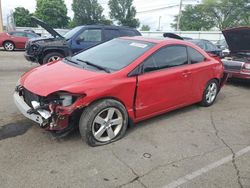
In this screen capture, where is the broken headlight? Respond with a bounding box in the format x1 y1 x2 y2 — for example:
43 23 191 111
45 92 80 107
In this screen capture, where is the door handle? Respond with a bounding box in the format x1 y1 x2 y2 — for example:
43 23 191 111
182 71 192 77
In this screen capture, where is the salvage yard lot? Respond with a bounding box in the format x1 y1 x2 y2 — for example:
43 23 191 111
0 50 250 188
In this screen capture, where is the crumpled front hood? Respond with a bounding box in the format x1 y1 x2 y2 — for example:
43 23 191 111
222 27 250 53
21 60 107 96
28 37 67 47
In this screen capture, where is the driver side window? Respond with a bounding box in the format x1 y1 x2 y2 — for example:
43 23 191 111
77 29 102 42
143 45 188 73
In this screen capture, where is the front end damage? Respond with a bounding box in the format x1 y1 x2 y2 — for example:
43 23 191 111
14 85 85 134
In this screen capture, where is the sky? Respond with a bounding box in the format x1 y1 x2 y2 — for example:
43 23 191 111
2 0 201 31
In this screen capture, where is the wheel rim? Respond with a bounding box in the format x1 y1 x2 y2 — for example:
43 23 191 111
5 42 14 51
48 56 60 62
206 82 217 104
92 107 123 142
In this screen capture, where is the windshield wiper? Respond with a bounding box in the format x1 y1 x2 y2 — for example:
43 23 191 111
64 57 80 65
76 59 110 73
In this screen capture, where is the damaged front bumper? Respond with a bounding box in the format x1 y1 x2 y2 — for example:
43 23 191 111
14 92 45 125
13 90 71 131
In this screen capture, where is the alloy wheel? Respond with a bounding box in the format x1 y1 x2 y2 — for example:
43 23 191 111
206 82 217 104
4 42 14 51
92 107 123 142
48 56 60 62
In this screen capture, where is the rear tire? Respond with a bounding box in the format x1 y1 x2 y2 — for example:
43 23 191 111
79 99 128 146
42 52 64 64
200 79 219 107
3 41 15 51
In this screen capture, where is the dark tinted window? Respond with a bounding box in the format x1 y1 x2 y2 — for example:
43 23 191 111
72 39 154 71
120 29 137 37
205 41 217 51
143 45 188 73
103 29 120 41
189 40 205 50
26 33 38 38
188 47 205 64
11 32 26 37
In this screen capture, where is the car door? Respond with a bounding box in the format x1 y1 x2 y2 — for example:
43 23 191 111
10 32 27 49
71 28 102 54
135 45 193 119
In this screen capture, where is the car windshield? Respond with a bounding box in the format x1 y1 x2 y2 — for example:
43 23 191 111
64 26 83 40
70 38 155 72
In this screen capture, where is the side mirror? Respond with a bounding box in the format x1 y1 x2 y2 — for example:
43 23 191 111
76 37 84 44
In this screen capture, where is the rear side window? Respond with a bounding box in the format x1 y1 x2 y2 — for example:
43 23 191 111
120 29 137 37
103 29 120 41
77 29 102 42
143 45 188 73
11 32 26 37
188 47 205 64
26 33 37 38
205 41 217 51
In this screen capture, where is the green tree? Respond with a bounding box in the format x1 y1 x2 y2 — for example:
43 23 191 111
108 0 140 28
141 25 150 31
72 0 111 26
202 0 249 29
35 0 69 28
13 7 36 27
171 5 214 31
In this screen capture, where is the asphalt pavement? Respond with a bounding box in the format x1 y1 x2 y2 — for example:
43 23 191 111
0 50 250 188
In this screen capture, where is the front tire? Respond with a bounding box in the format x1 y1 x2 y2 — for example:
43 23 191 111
3 41 15 51
42 52 64 64
79 99 128 146
200 79 219 107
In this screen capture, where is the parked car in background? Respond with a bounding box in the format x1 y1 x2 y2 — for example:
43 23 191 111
0 31 39 51
221 27 250 80
163 33 222 57
187 39 222 57
25 17 141 65
14 36 227 146
216 39 228 50
216 39 230 56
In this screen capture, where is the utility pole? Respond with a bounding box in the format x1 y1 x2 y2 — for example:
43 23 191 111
158 16 162 31
0 0 3 32
177 0 183 31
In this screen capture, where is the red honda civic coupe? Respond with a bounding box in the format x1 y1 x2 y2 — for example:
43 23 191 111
0 31 39 51
14 37 227 146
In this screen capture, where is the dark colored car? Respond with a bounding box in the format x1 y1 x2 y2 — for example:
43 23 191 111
221 27 250 80
25 17 141 65
187 39 222 57
163 33 222 57
0 31 39 51
14 36 226 146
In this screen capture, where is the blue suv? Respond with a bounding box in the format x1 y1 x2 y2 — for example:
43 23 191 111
25 17 141 65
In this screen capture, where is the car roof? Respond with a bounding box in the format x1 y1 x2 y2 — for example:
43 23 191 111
82 25 138 30
120 36 192 45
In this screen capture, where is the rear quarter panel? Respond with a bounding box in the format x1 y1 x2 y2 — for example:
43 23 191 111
192 57 224 102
